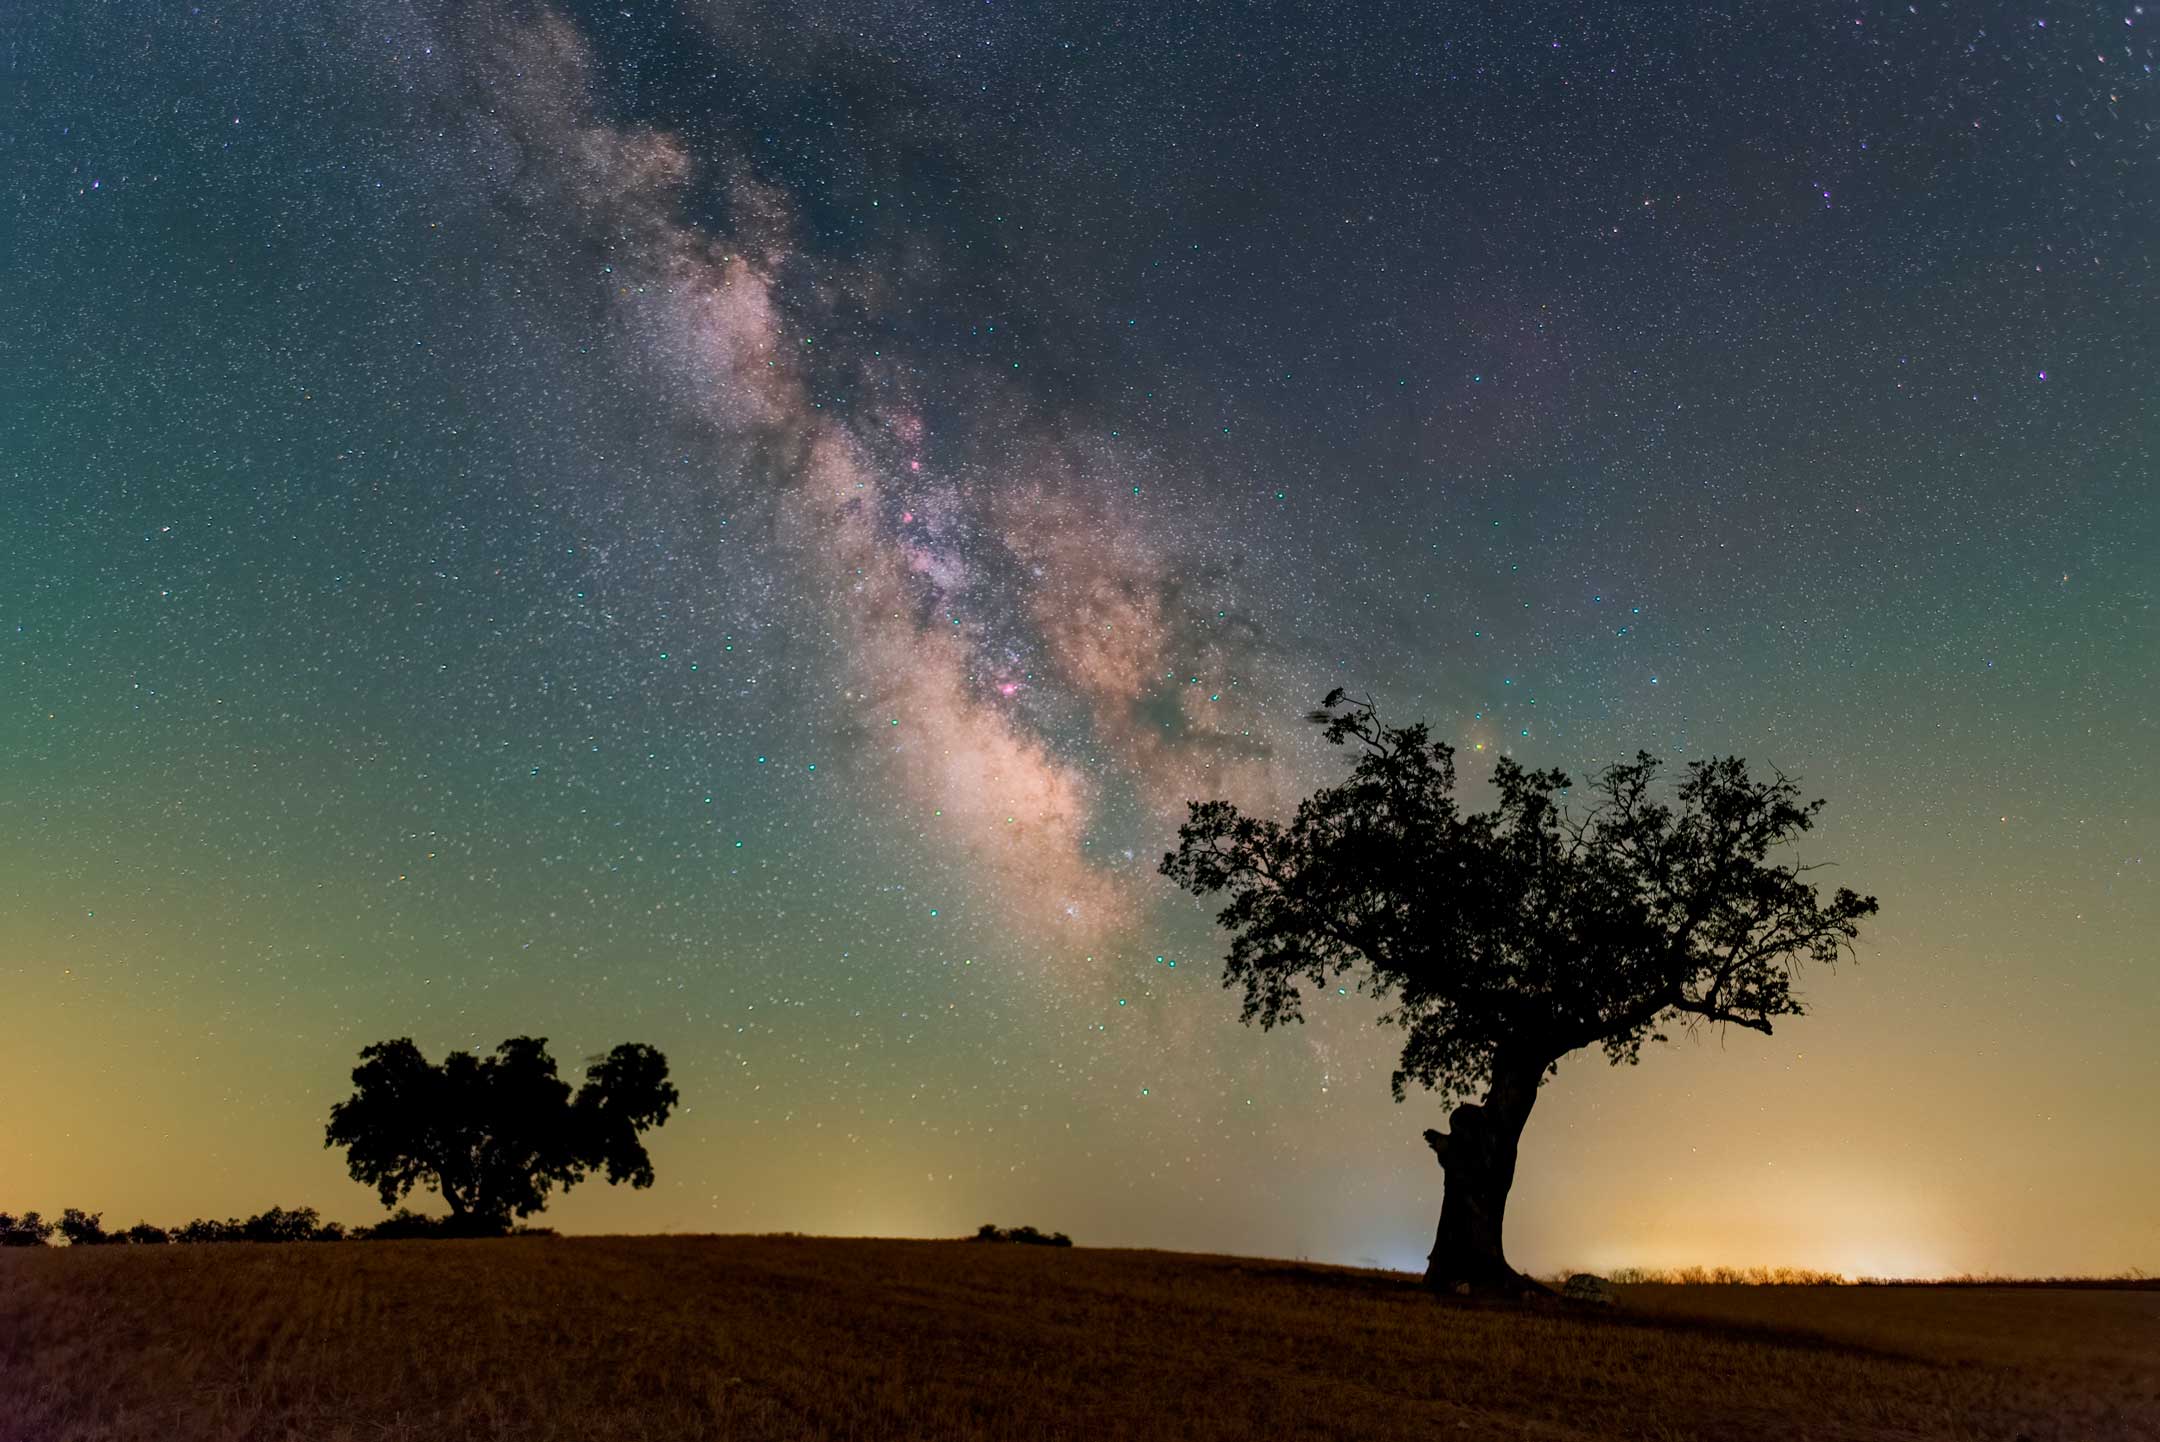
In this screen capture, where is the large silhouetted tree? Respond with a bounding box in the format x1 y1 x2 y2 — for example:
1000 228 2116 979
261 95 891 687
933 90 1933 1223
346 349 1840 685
1163 692 1878 1294
325 1036 678 1232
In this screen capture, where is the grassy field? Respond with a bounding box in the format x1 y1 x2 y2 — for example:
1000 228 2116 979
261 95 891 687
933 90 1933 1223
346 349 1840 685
3 1236 2153 1441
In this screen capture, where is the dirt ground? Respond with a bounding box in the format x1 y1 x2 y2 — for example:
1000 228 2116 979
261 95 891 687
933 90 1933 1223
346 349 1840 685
4 1235 2153 1440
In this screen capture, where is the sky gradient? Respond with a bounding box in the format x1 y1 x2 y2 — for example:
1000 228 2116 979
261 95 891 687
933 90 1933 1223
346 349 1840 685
3 0 2154 1276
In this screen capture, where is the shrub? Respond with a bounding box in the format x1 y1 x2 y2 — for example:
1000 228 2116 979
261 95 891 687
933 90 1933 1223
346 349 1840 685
968 1223 1073 1247
123 1222 171 1245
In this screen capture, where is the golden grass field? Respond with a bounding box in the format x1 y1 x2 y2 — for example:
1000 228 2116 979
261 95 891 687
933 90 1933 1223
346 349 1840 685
3 1236 2154 1441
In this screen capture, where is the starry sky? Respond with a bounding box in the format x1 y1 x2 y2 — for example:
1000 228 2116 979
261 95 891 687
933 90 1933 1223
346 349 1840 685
3 1 2154 1276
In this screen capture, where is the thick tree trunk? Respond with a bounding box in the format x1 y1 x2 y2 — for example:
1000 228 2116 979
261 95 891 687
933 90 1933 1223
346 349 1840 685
1422 1052 1547 1295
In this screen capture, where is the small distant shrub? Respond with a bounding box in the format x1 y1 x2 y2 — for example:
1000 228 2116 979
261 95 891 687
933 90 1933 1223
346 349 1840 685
0 1212 55 1247
123 1222 171 1245
969 1223 1073 1247
174 1217 244 1244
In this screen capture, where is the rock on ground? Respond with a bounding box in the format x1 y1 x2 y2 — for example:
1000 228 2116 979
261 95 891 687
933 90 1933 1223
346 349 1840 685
1562 1273 1618 1306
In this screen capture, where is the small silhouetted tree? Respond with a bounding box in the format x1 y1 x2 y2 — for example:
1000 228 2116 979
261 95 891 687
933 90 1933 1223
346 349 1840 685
0 1212 54 1247
58 1209 113 1247
1163 692 1878 1294
325 1036 678 1231
123 1222 171 1245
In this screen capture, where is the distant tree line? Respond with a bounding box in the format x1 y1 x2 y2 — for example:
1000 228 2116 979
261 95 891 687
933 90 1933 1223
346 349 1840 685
9 1010 1098 1256
3 1209 1083 1250
0 1205 560 1247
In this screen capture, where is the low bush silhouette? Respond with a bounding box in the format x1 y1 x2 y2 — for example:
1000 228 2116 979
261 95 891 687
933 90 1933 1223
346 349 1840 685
969 1223 1073 1247
122 1222 171 1245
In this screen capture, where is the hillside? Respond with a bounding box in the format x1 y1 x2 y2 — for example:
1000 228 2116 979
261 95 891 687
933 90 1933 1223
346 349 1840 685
3 1236 2153 1441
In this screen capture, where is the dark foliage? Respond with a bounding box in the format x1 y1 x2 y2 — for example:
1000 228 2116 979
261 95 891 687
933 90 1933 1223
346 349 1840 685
164 1208 351 1244
1165 692 1880 1101
173 1217 243 1244
0 1212 55 1247
970 1223 1073 1247
324 1035 678 1229
1163 691 1878 1289
239 1206 326 1244
358 1208 513 1241
58 1209 112 1246
4 1204 552 1246
0 1207 352 1246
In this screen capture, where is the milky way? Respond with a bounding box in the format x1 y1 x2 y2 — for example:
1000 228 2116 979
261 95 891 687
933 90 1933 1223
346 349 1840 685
408 4 1302 946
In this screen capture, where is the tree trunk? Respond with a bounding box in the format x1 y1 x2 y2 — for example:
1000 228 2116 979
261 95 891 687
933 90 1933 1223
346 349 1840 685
1422 1052 1547 1295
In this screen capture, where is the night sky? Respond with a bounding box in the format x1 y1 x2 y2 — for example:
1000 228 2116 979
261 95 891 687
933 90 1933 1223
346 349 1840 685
4 1 2154 1276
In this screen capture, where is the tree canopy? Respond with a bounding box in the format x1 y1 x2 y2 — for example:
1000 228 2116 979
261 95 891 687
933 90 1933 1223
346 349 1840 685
1163 691 1878 1290
324 1036 678 1230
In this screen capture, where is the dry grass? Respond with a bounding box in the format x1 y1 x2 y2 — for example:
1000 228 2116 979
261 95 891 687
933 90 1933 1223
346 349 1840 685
3 1236 2154 1441
1599 1265 1858 1286
1597 1264 2156 1288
